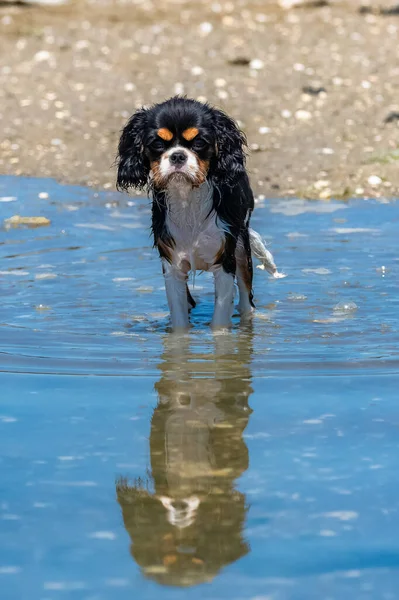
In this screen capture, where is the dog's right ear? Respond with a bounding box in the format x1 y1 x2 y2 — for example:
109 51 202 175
116 108 150 191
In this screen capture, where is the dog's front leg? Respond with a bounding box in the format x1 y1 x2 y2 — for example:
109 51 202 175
162 260 190 331
211 266 235 330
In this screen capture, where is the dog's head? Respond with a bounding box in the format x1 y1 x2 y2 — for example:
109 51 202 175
116 96 247 192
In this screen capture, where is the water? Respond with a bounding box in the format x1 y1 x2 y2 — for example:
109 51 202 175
0 175 398 599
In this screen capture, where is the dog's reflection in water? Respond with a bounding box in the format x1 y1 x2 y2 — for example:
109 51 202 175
116 331 253 587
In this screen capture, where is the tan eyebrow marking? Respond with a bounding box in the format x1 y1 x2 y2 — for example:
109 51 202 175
182 127 199 141
157 128 173 141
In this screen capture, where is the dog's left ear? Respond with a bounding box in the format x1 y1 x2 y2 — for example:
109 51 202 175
210 108 247 188
116 108 149 191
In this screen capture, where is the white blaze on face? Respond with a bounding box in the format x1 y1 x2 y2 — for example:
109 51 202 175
159 495 200 529
159 146 200 182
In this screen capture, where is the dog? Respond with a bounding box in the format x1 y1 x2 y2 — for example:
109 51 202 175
116 332 253 586
116 96 283 330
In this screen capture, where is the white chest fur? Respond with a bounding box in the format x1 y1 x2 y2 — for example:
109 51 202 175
165 180 225 273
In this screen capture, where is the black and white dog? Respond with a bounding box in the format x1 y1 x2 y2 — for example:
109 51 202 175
117 96 282 330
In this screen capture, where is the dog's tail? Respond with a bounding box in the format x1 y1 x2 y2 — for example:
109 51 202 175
249 228 286 279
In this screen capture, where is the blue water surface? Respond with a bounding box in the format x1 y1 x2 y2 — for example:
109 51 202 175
0 176 398 600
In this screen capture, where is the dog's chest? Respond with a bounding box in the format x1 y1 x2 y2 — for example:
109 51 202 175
165 182 224 271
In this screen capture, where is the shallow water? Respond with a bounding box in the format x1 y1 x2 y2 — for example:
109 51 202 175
1 176 398 599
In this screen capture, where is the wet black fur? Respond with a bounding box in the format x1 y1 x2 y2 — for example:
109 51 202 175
116 97 255 303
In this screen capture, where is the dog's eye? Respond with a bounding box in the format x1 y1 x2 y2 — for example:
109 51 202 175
149 140 165 152
192 138 208 151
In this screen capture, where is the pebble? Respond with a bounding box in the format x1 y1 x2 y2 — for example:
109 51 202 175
191 66 204 76
4 215 51 228
174 82 184 95
281 109 292 119
250 143 266 152
314 180 330 190
368 175 382 186
38 192 49 199
227 56 251 66
199 22 213 36
249 59 264 70
319 188 332 199
214 78 226 87
258 126 271 134
295 109 312 121
34 51 53 63
14 0 68 4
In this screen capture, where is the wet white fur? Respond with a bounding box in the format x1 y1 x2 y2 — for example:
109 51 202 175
159 495 200 529
162 178 236 330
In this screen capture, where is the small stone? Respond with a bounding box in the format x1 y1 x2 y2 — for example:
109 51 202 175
34 51 52 62
16 0 68 4
384 111 399 124
199 22 213 36
214 78 226 87
368 175 382 186
227 56 251 66
191 66 204 76
174 82 184 95
302 85 327 96
321 147 334 155
4 215 51 228
319 188 332 199
295 109 312 121
249 59 264 70
38 192 49 199
258 126 270 134
249 143 265 152
281 109 292 118
314 179 330 190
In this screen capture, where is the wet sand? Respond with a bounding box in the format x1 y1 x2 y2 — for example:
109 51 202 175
1 0 399 199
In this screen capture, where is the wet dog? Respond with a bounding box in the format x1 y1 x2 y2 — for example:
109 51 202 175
116 96 282 330
116 333 253 586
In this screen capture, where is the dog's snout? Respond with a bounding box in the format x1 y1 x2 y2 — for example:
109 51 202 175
170 150 187 166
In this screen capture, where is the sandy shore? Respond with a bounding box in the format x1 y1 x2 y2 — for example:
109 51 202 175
1 0 399 199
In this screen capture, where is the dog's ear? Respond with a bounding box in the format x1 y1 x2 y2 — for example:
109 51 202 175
116 108 150 191
210 108 247 188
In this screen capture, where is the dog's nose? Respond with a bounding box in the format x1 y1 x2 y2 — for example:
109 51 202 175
169 151 187 166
